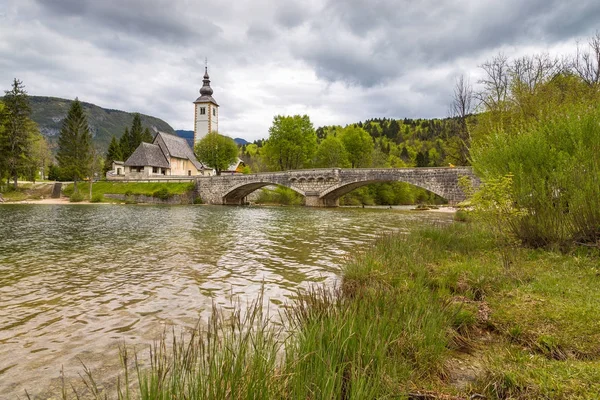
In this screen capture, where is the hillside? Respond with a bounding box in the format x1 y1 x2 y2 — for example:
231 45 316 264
28 96 175 153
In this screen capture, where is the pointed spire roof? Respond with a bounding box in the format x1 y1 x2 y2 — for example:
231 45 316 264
194 65 218 105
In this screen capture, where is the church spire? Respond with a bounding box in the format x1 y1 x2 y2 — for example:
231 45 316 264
200 65 213 96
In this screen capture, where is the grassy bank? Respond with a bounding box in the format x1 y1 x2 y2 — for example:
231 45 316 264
56 222 599 399
63 181 196 202
0 182 55 201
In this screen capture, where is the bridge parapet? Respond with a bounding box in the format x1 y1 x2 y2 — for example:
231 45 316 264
196 167 479 207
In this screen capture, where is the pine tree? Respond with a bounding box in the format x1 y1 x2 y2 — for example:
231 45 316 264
130 113 144 150
56 98 92 192
141 127 154 143
2 79 35 188
104 135 122 174
119 127 131 160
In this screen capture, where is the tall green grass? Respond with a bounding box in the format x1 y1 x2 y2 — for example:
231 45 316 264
54 222 600 399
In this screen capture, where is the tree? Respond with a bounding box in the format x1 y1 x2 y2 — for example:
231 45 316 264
573 31 600 86
262 115 317 171
142 127 154 143
339 125 373 168
104 135 122 175
1 79 36 188
56 98 92 192
119 127 132 160
448 74 473 165
130 113 144 150
29 134 52 181
194 132 238 175
314 135 350 168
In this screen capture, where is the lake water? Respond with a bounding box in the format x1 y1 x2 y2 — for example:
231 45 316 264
0 204 452 398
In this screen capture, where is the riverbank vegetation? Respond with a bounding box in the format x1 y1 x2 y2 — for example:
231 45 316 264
56 222 599 399
62 181 195 202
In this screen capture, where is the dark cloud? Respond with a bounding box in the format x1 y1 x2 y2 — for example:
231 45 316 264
2 0 599 140
34 0 222 45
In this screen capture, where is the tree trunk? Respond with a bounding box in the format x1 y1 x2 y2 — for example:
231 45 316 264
74 179 78 194
89 179 93 199
13 173 18 190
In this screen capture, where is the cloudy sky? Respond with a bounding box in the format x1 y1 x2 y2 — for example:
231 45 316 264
1 0 599 141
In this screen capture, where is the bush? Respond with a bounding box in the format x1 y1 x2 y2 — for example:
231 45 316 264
70 191 84 202
193 196 203 204
471 105 600 248
152 187 171 200
90 193 104 203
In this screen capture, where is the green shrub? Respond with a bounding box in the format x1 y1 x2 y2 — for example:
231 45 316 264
90 193 104 203
193 196 203 204
69 191 84 202
152 187 171 200
454 209 471 222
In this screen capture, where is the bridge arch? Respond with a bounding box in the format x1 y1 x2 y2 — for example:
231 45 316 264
319 178 448 204
222 181 305 205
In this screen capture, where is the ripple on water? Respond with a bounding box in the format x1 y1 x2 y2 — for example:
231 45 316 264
0 204 452 397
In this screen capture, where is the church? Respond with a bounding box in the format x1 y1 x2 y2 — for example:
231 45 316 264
108 67 224 178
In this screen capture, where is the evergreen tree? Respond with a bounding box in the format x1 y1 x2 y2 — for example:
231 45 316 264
130 113 144 150
119 127 131 160
104 135 122 174
142 127 154 143
1 79 36 188
56 98 92 192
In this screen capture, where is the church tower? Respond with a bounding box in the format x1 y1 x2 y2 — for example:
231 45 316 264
193 66 219 144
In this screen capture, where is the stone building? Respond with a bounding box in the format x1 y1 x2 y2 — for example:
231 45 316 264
108 67 222 179
119 131 211 178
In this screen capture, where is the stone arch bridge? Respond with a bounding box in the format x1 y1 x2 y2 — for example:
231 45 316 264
196 167 479 207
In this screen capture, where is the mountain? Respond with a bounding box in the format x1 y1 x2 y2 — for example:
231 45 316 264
234 138 248 145
28 96 175 153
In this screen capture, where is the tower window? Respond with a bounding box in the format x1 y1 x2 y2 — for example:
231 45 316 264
199 107 206 115
213 108 216 116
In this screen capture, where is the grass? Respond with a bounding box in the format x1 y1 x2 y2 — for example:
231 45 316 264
63 181 196 202
254 186 303 206
0 182 54 201
49 222 600 399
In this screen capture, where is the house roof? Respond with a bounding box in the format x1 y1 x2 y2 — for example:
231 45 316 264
154 131 203 170
124 142 170 168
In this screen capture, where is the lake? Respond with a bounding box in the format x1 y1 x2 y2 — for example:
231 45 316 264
0 204 452 397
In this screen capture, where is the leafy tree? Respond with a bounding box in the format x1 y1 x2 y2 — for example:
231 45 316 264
339 125 373 168
104 135 122 174
29 134 52 181
56 98 92 192
194 132 238 175
314 135 350 168
1 79 37 188
263 115 317 171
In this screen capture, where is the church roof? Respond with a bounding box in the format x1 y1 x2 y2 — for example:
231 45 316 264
154 131 204 170
194 66 219 105
124 142 170 168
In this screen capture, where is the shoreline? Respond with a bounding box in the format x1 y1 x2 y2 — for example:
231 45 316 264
1 198 458 212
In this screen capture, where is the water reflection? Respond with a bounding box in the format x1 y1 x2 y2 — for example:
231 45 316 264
0 204 451 397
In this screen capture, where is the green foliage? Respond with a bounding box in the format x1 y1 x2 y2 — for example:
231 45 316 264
103 135 122 174
194 132 238 175
472 104 600 248
339 125 373 168
340 182 445 206
63 181 194 198
314 134 350 168
119 127 132 160
255 186 303 205
1 79 39 188
90 193 104 203
69 191 84 202
56 98 92 190
152 187 171 200
263 115 317 170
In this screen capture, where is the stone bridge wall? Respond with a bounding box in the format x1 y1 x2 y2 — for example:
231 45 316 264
196 167 479 207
